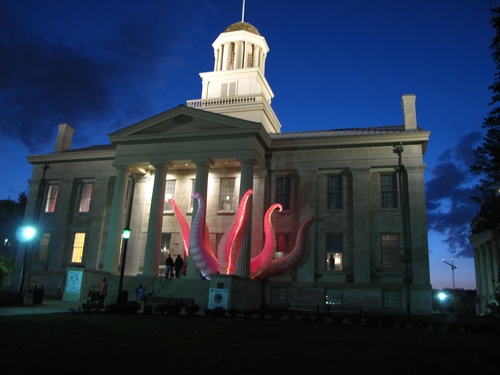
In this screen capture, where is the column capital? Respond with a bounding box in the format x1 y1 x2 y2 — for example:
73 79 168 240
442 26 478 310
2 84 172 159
192 158 214 167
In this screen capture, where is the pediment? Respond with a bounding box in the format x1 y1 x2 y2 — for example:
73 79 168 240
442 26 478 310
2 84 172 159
108 105 263 143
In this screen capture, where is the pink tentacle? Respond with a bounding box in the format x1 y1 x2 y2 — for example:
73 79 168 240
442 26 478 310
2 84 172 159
189 192 219 279
169 198 190 258
250 204 282 278
253 217 314 280
217 189 253 274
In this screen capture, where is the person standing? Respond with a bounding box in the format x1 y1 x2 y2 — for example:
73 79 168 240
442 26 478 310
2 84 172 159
98 277 108 308
329 254 335 271
174 255 184 278
165 254 174 282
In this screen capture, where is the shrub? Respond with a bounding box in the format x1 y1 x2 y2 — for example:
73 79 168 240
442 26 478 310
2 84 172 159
301 315 312 323
447 322 461 332
349 316 362 326
412 319 428 330
431 321 443 331
331 315 344 325
272 312 283 320
227 307 240 317
166 305 182 316
256 309 269 318
287 313 297 322
243 310 254 318
185 304 200 316
204 308 212 317
380 316 395 328
314 315 325 324
365 317 379 328
212 307 226 317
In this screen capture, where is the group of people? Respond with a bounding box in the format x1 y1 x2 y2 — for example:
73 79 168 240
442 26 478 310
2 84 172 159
95 254 186 307
165 254 184 282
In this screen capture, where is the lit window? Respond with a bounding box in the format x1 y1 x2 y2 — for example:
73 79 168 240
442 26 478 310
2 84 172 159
275 233 289 259
381 173 398 208
276 177 291 210
219 178 235 211
78 183 93 212
163 180 176 212
382 234 400 271
325 289 343 305
71 233 86 263
161 233 172 253
326 234 343 271
44 185 59 213
327 175 343 209
37 233 50 262
383 290 401 309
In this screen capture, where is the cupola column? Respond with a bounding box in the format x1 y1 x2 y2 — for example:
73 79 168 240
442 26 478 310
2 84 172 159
223 42 231 71
103 164 130 273
143 163 169 276
235 41 243 70
243 41 249 68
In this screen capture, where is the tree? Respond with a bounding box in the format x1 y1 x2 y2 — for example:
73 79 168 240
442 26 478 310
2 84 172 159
0 192 27 286
471 5 500 233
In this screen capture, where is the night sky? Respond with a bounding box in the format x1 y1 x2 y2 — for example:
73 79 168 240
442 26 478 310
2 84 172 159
0 1 494 290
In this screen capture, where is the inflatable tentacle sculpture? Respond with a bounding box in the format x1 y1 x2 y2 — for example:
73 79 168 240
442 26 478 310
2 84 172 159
189 192 219 279
250 203 282 278
217 189 253 274
253 216 314 280
169 198 190 258
170 190 314 280
169 198 211 259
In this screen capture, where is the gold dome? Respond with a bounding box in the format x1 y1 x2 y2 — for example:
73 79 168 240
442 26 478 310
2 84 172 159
224 22 260 35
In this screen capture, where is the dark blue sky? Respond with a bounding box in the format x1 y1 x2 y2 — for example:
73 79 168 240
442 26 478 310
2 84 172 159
0 0 494 289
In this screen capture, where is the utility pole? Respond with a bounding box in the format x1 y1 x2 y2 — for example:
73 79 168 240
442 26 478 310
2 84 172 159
442 258 458 289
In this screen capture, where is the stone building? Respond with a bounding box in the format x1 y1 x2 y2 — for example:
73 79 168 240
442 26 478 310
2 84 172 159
469 224 500 315
13 19 432 314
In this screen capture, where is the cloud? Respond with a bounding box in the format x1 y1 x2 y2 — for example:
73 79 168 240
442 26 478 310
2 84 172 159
426 131 482 258
0 2 215 153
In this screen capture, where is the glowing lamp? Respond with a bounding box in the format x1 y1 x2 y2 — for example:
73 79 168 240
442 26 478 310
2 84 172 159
122 227 132 240
437 292 447 301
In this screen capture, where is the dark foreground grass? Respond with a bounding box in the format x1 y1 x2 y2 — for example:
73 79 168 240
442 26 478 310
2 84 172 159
0 313 498 374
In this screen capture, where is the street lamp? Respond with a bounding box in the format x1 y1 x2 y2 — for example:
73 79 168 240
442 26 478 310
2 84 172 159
16 226 36 304
117 227 131 305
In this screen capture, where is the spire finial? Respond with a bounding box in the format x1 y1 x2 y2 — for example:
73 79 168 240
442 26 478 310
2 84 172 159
241 0 246 22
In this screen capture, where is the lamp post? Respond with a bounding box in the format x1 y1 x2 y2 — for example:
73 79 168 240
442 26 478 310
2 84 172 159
117 227 131 305
15 226 36 304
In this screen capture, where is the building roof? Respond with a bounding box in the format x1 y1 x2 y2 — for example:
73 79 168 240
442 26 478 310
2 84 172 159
224 21 260 35
269 126 419 140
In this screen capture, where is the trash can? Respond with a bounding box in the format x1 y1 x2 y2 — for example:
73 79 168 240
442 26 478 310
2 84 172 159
32 285 44 305
117 290 128 305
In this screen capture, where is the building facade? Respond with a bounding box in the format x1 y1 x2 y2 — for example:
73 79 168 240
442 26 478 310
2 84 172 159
13 21 432 314
469 227 500 315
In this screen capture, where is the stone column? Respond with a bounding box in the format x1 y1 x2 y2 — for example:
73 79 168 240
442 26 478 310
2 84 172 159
187 160 211 278
143 163 168 276
479 245 489 297
103 165 130 273
235 159 254 278
473 246 483 314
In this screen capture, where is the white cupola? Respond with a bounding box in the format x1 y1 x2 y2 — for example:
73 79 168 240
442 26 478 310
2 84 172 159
187 21 281 134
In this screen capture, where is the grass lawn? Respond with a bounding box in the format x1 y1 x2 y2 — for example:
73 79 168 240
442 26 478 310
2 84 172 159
0 313 498 374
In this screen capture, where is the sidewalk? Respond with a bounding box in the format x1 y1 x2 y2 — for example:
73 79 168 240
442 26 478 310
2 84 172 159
0 299 83 316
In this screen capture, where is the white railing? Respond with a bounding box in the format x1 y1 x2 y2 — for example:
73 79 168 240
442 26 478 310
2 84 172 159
187 94 263 108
